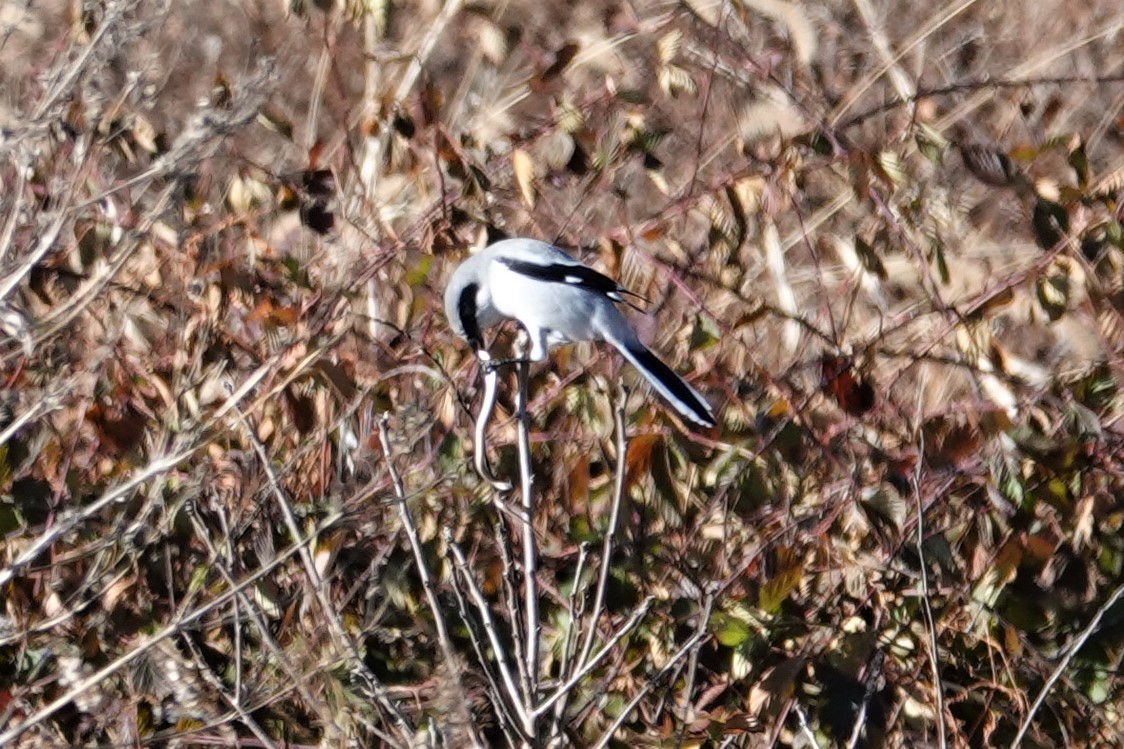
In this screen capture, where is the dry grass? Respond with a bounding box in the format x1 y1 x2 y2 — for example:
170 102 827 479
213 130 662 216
2 0 1124 747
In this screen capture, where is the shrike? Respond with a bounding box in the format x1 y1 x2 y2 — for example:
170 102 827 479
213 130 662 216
444 238 716 427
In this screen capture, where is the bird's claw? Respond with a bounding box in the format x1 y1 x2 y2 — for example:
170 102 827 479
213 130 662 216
480 356 529 373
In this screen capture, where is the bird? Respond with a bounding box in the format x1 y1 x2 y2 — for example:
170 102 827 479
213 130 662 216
444 237 715 427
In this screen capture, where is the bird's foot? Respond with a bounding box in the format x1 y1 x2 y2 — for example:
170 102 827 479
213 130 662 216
481 356 531 373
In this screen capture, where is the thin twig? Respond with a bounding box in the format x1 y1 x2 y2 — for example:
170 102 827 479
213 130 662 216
181 512 339 731
533 597 655 720
550 542 590 738
213 502 245 704
233 403 411 740
845 650 886 749
675 586 718 749
589 597 705 748
178 632 280 749
1009 579 1124 749
378 414 482 747
577 385 631 670
794 704 823 749
446 541 524 749
495 514 531 706
0 531 346 746
392 0 465 105
445 530 532 731
913 378 948 749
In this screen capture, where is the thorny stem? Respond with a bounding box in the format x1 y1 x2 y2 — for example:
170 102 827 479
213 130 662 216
514 343 540 743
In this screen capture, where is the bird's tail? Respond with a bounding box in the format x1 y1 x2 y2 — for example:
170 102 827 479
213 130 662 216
614 340 716 427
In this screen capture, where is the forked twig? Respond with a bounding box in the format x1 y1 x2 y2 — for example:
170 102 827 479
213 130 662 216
445 541 524 747
576 385 630 671
378 414 481 748
445 530 531 732
0 533 360 747
533 597 655 720
590 593 710 749
234 404 413 741
550 542 590 737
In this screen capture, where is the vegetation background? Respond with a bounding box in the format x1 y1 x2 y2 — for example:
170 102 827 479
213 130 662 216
2 0 1124 746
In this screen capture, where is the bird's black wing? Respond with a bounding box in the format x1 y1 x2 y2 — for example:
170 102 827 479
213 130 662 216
496 257 647 306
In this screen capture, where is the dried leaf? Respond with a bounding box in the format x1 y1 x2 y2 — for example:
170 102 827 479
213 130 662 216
875 149 905 186
960 143 1023 187
539 41 580 83
657 29 682 65
821 353 875 416
747 657 805 718
759 546 802 613
1035 276 1068 321
625 433 663 490
922 413 980 468
512 148 537 208
916 123 948 163
1068 138 1090 187
658 64 697 98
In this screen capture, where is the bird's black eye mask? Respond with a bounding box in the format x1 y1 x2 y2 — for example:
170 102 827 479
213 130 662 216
457 282 484 349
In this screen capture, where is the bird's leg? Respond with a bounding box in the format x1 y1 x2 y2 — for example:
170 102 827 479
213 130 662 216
480 355 531 373
512 331 532 422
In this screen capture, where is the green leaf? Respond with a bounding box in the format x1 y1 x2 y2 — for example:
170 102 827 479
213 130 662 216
1085 665 1113 704
689 314 720 351
916 123 948 164
1068 139 1090 187
0 497 23 534
711 612 752 647
404 254 432 287
934 239 950 284
759 566 801 614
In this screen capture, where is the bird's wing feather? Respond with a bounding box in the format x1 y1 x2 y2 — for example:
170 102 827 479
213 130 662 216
494 256 647 307
494 256 619 294
615 343 715 427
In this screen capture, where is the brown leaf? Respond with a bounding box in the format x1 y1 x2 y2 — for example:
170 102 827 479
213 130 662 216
624 433 663 490
747 657 806 719
308 140 326 169
722 711 764 734
820 353 875 416
86 400 146 456
960 143 1023 187
539 42 580 83
285 388 316 435
566 451 591 511
922 413 981 468
759 545 802 613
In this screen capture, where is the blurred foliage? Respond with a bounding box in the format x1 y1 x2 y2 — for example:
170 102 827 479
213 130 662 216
1 0 1124 747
